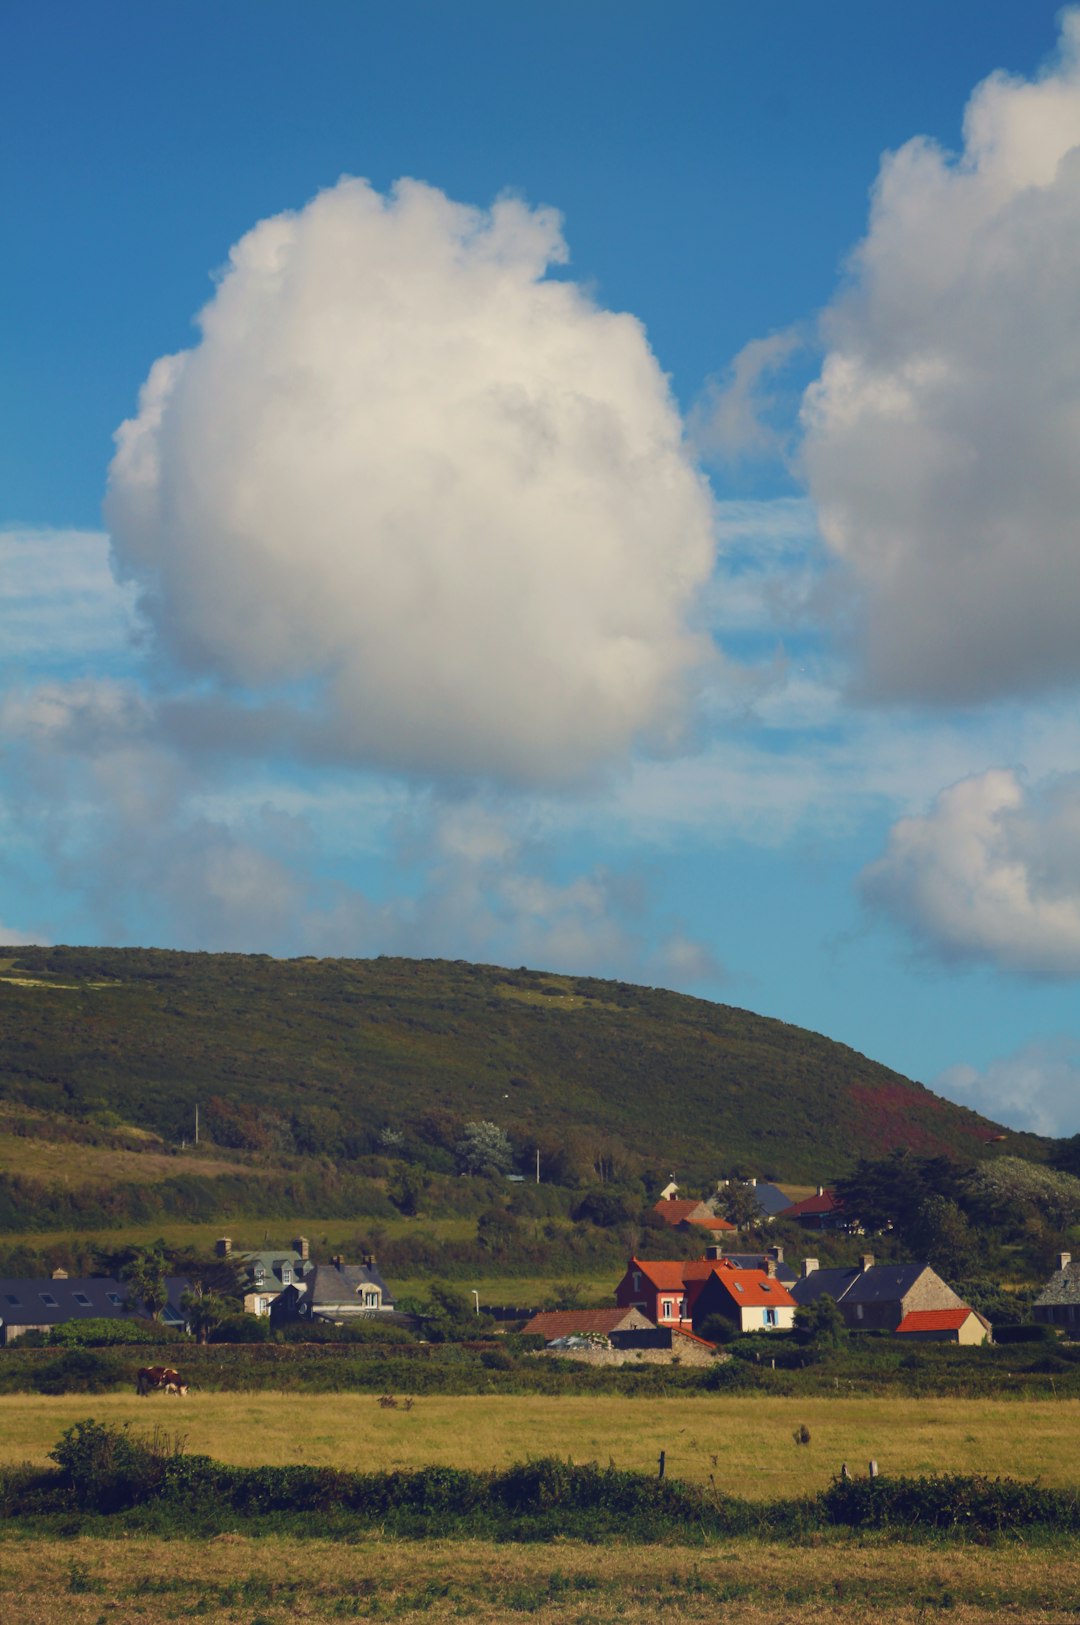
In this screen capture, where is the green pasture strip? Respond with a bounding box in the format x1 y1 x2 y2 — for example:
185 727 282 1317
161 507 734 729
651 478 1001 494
3 1394 1079 1499
2 1536 1079 1625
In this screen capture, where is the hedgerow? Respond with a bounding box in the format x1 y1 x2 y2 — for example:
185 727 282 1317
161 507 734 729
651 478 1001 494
6 1419 1078 1541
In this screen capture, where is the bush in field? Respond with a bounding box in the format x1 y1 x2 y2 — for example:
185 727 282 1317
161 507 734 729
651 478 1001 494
454 1121 513 1178
33 1349 115 1395
48 1419 181 1511
48 1318 176 1348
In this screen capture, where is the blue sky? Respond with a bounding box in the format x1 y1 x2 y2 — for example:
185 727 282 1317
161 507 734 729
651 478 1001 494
4 3 1080 1136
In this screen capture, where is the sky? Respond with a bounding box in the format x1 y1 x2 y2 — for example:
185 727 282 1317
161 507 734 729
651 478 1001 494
4 2 1080 1137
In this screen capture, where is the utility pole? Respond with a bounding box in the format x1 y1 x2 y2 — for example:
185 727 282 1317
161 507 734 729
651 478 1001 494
194 1102 199 1147
535 1147 540 1184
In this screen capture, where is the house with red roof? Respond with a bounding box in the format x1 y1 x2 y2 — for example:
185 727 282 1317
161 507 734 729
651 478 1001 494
895 1307 991 1345
651 1197 735 1234
781 1186 849 1231
614 1254 796 1334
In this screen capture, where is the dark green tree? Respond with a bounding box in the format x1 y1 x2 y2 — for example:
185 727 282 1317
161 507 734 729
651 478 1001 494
122 1243 169 1321
715 1182 763 1230
793 1293 848 1347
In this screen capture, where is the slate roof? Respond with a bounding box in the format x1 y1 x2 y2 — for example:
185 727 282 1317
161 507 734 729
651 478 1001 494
720 1253 798 1286
0 1275 191 1329
239 1251 312 1293
842 1263 928 1305
789 1267 860 1307
1034 1260 1080 1306
307 1261 396 1310
752 1182 795 1217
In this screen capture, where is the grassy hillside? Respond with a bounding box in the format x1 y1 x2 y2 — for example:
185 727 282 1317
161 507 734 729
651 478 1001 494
0 946 1025 1187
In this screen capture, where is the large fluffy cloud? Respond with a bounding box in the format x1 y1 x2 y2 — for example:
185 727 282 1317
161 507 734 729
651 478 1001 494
106 178 716 786
861 768 1080 976
802 12 1080 702
934 1039 1080 1138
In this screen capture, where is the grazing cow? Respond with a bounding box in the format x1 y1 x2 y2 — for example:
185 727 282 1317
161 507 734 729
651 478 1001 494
136 1365 188 1397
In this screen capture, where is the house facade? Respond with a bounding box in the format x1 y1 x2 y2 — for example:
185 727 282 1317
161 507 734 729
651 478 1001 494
615 1253 796 1334
895 1307 991 1344
215 1236 315 1317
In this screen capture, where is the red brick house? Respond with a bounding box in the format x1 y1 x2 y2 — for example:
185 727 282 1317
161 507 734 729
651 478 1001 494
615 1254 796 1334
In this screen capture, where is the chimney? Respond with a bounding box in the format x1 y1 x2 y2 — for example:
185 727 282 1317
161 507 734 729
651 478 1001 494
216 1237 232 1259
859 1253 875 1273
361 1252 375 1269
765 1259 777 1278
802 1258 819 1277
704 1244 724 1261
51 1267 68 1279
749 1177 758 1187
768 1244 784 1264
293 1236 310 1261
1060 1252 1073 1272
331 1254 344 1271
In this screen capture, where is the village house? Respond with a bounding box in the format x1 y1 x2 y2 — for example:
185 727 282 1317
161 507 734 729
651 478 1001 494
0 1270 191 1345
790 1254 981 1335
715 1177 793 1222
614 1250 796 1335
215 1235 315 1317
650 1195 735 1235
272 1253 397 1327
1033 1252 1080 1332
895 1307 992 1345
780 1187 849 1231
521 1306 718 1366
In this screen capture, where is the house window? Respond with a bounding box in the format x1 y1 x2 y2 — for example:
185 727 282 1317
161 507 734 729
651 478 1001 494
5 1294 21 1307
733 1282 744 1292
73 1292 91 1307
281 1266 292 1286
253 1266 265 1286
855 1304 864 1320
661 1299 673 1319
364 1291 379 1307
258 1297 270 1316
106 1292 123 1306
763 1309 777 1327
678 1298 686 1318
632 1271 641 1291
39 1293 58 1307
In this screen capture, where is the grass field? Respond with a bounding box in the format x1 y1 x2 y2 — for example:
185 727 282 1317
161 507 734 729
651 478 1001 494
0 1533 1076 1622
4 1393 1076 1498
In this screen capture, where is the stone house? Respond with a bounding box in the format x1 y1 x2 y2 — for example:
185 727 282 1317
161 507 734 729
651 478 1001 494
215 1236 315 1317
1034 1252 1080 1332
790 1254 972 1333
273 1254 396 1326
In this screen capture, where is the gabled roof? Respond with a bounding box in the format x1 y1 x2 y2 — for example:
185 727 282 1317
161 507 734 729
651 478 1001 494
703 1263 796 1310
783 1190 844 1218
896 1308 982 1334
789 1267 860 1306
522 1308 652 1340
752 1182 794 1217
631 1258 691 1291
651 1200 735 1231
1034 1260 1080 1306
307 1261 396 1308
843 1263 929 1304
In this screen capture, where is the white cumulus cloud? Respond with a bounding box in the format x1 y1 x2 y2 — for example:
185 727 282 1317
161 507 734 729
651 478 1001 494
934 1038 1080 1137
860 768 1080 976
106 177 716 786
802 12 1080 702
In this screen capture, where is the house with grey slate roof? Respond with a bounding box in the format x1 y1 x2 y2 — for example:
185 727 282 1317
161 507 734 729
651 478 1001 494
215 1236 315 1317
272 1254 398 1327
790 1253 969 1333
715 1178 793 1222
0 1271 192 1344
1034 1252 1080 1332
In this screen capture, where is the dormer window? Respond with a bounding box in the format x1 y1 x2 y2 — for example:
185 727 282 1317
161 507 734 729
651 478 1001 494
281 1265 292 1286
253 1265 265 1286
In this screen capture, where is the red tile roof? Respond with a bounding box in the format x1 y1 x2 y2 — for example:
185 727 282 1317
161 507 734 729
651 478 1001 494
895 1308 978 1334
783 1189 843 1217
522 1308 647 1339
706 1263 796 1309
633 1258 691 1290
652 1200 735 1231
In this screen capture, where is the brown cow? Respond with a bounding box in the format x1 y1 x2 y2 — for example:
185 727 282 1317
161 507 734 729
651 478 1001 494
136 1365 188 1397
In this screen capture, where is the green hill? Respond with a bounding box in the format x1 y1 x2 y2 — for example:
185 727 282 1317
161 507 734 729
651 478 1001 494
0 946 1030 1192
